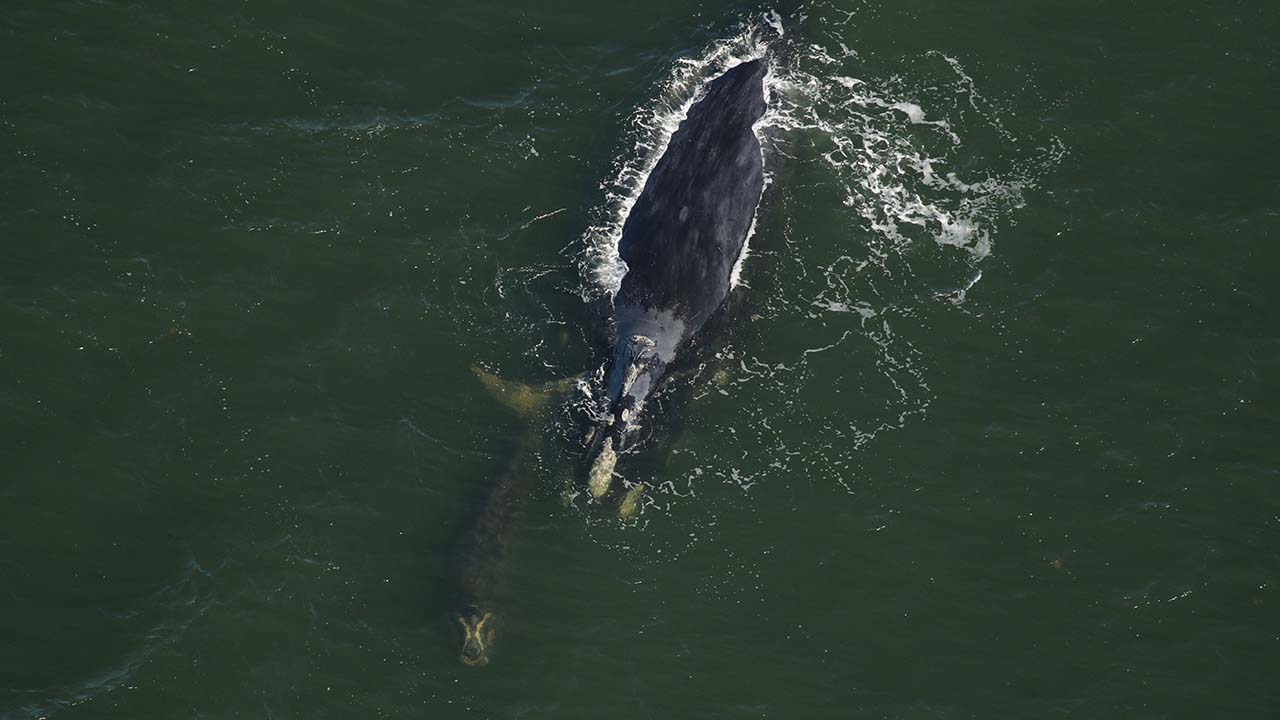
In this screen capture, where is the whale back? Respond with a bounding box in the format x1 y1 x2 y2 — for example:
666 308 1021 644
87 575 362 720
615 58 768 339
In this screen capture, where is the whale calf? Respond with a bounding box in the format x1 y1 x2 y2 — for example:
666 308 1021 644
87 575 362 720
588 56 769 497
452 371 575 666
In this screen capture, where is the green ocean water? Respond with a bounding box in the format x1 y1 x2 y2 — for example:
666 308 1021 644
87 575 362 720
2 1 1278 718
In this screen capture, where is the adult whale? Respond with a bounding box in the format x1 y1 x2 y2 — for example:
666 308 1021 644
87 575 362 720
588 56 769 498
451 55 769 668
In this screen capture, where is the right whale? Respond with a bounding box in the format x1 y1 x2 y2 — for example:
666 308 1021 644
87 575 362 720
587 56 769 499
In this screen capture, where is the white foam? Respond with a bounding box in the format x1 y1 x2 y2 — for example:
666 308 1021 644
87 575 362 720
729 58 787 289
766 35 1066 268
764 10 785 37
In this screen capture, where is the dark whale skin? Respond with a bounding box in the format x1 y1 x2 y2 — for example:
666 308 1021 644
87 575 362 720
616 57 769 329
600 57 768 448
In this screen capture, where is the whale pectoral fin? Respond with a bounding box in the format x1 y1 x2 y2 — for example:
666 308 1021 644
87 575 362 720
540 373 586 396
471 366 584 418
618 482 646 519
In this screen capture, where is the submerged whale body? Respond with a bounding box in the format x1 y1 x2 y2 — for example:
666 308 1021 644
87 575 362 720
589 57 769 497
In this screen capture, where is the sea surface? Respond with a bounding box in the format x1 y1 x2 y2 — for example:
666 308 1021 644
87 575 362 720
2 1 1278 718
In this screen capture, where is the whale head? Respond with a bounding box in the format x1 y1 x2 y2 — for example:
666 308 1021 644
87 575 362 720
588 330 672 499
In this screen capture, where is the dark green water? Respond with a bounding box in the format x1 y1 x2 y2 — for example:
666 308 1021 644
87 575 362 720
3 1 1278 717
